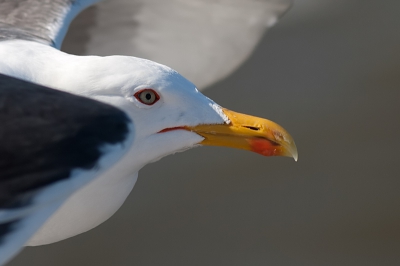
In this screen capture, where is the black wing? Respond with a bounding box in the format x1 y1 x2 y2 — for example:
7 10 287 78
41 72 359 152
0 73 132 265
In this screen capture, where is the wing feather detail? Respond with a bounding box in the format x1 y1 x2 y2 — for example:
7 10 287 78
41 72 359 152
62 0 292 89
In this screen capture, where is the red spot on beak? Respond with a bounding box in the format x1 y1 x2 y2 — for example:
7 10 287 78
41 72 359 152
248 138 281 157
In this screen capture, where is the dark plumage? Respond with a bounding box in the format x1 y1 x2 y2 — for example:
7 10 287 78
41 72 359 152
0 73 131 209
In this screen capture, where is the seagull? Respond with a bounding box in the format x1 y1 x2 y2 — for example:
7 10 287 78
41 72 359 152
0 0 296 264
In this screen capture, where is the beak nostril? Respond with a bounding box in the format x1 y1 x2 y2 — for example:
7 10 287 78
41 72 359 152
243 126 260 131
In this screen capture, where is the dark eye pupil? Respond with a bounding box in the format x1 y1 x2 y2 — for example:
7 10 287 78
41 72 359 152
135 89 159 105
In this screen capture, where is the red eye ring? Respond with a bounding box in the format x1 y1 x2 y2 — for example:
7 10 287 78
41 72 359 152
134 89 160 105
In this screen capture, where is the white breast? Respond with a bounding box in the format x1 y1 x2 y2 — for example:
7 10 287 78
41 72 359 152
26 172 138 246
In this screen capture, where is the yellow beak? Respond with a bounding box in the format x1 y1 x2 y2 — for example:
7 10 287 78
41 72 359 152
187 108 298 161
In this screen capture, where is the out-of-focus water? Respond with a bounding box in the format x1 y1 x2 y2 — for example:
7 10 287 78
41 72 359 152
9 0 400 265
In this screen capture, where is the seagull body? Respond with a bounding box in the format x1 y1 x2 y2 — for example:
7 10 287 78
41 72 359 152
0 73 134 263
0 39 219 245
0 0 295 264
0 40 223 246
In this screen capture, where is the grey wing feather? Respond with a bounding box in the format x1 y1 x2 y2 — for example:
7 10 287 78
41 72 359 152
0 0 96 47
62 0 293 89
0 0 291 89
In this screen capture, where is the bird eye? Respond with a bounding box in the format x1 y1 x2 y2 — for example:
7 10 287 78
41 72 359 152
134 89 160 105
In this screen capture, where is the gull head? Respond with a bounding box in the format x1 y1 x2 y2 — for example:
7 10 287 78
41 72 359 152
57 55 298 169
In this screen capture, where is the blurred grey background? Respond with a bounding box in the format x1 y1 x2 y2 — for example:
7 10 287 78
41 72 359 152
8 0 400 265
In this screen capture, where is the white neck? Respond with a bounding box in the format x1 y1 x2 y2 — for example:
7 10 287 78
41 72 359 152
0 40 92 94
